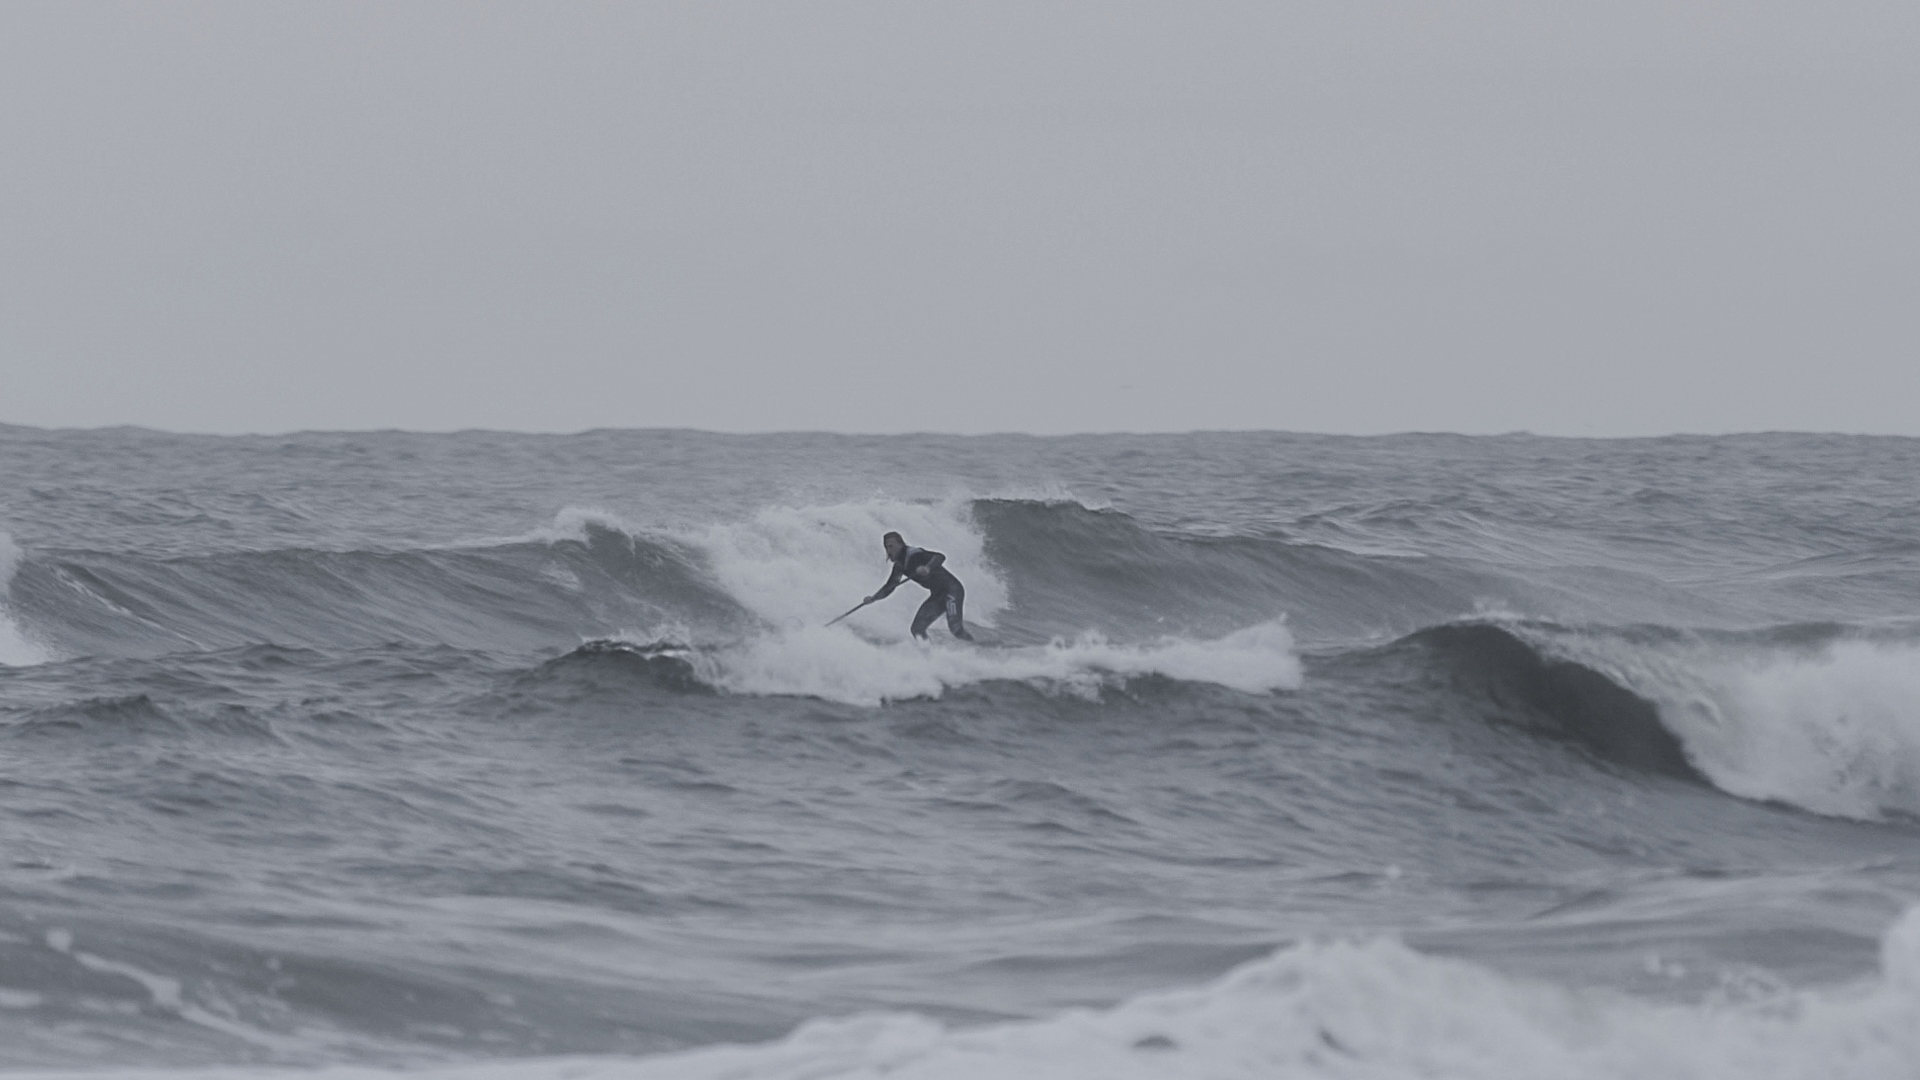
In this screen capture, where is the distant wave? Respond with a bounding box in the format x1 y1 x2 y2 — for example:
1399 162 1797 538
1 517 745 658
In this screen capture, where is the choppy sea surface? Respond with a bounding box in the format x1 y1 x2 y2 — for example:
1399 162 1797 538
1 426 1918 1079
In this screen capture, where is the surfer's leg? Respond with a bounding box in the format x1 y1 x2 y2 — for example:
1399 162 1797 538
910 593 942 639
945 583 972 640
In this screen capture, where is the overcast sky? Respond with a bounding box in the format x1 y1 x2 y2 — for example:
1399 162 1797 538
2 1 1916 436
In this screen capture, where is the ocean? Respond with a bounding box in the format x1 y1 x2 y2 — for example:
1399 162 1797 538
0 425 1916 1078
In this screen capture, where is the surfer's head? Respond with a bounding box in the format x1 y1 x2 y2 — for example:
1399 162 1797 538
882 531 905 560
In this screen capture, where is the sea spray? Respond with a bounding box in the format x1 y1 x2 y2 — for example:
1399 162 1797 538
683 498 1008 635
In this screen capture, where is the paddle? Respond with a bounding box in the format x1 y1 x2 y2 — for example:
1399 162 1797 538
825 596 878 627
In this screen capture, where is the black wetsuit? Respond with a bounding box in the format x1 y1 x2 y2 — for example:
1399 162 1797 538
873 546 973 640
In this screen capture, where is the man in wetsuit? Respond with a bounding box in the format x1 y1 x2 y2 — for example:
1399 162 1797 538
867 531 974 641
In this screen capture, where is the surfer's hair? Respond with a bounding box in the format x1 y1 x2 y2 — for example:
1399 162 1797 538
882 531 903 545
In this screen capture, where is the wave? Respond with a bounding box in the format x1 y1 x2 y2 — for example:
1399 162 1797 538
2 517 744 658
1 497 1345 659
14 490 1920 821
0 531 50 666
1399 619 1920 822
560 620 1303 707
32 907 1920 1079
1398 622 1702 782
612 907 1920 1080
971 498 1526 642
1507 621 1920 822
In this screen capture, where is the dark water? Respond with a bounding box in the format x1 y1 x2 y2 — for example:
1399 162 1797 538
1 426 1917 1077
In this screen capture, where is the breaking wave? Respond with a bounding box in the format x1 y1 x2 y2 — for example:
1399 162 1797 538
601 906 1920 1080
1511 622 1920 822
1402 619 1920 822
11 495 1920 822
0 530 50 666
26 906 1920 1080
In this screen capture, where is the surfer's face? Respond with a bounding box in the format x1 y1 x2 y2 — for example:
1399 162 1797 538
883 536 904 560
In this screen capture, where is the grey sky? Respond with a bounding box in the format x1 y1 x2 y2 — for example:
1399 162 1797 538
3 1 1916 436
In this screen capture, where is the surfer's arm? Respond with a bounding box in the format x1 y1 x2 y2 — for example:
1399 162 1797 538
870 566 905 601
911 551 946 579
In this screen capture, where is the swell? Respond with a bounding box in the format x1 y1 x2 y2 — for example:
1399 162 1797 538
13 495 1918 825
4 521 746 659
2 499 1523 660
973 499 1533 642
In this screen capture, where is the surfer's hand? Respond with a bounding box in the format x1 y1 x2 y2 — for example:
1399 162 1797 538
912 565 928 578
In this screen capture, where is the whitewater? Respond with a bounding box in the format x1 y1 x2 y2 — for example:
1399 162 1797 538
2 426 1919 1077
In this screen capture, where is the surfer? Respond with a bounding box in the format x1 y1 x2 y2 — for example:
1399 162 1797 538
866 531 974 641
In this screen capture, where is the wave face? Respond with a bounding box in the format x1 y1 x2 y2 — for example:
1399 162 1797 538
2 426 1920 1072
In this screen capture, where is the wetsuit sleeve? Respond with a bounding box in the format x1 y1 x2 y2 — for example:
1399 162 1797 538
915 551 946 578
872 564 906 600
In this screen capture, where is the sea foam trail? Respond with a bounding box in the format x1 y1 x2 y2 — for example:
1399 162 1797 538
1524 626 1920 821
0 531 50 666
663 620 1302 706
13 908 1919 1080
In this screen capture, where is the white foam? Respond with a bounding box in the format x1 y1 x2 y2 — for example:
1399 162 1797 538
676 620 1302 706
1669 640 1920 820
0 531 51 666
509 499 1009 636
1533 628 1920 820
683 497 1008 635
18 907 1920 1080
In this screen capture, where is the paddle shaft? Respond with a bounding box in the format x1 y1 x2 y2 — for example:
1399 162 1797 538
825 597 876 627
